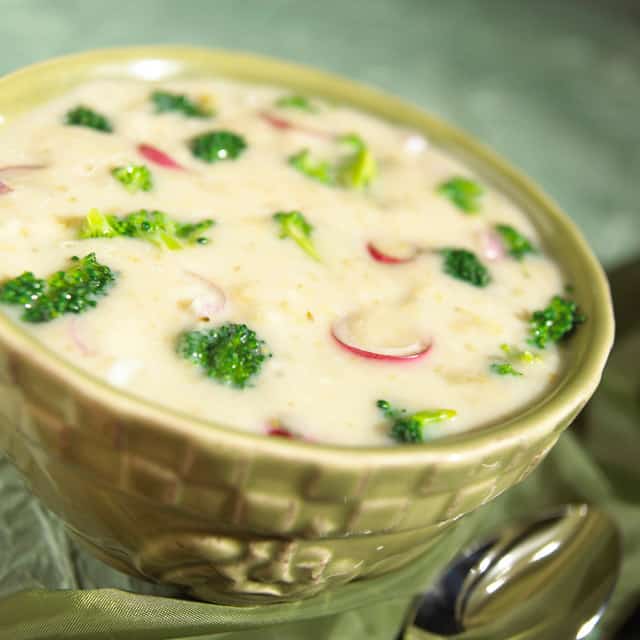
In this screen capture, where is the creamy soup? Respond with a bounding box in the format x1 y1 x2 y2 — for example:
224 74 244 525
0 79 585 446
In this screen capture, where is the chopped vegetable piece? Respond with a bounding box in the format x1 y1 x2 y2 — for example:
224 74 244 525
64 106 112 133
438 176 483 213
79 208 214 249
488 344 540 378
289 134 377 190
528 296 585 349
260 111 330 138
111 164 153 193
151 90 214 118
441 248 491 287
288 149 333 185
500 343 541 363
336 133 377 189
185 271 226 319
377 399 456 443
0 165 46 195
273 210 321 261
173 220 216 245
480 229 506 261
190 130 247 163
69 317 93 356
366 242 419 265
332 317 432 361
0 272 45 309
490 362 523 376
275 94 315 112
137 143 183 170
266 419 298 438
268 426 295 438
177 323 271 388
0 253 116 323
260 111 294 130
495 224 536 260
81 208 117 238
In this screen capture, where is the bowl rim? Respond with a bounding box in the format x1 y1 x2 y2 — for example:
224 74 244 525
0 45 615 464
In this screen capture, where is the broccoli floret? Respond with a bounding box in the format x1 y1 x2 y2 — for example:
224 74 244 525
111 164 153 193
488 344 541 378
273 210 321 261
80 208 118 238
64 105 113 133
288 149 333 185
437 176 483 213
0 272 46 308
500 343 541 363
0 253 116 323
495 224 536 260
377 399 456 444
490 362 523 376
151 90 214 118
441 248 491 287
173 219 217 245
79 208 214 249
289 134 377 190
276 94 315 112
189 130 247 163
336 133 377 189
528 296 585 349
177 323 271 388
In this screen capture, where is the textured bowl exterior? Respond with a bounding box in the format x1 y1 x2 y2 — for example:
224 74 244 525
0 47 614 604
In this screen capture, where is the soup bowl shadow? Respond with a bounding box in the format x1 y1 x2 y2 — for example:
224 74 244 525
0 47 614 605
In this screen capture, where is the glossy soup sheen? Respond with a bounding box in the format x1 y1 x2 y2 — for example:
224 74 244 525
0 79 583 446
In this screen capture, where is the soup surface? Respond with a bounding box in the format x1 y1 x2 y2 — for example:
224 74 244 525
0 78 582 445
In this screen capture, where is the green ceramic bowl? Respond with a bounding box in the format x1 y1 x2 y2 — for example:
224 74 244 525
0 46 614 605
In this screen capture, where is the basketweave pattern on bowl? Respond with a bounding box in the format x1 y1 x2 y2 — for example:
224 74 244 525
4 347 561 541
2 412 472 603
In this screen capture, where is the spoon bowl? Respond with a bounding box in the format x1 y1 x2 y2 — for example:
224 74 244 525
404 504 622 640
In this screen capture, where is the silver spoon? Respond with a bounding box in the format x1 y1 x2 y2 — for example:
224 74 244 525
401 504 622 640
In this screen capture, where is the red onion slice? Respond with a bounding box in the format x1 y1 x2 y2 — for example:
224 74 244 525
480 229 505 261
69 318 94 356
191 295 223 320
331 317 432 362
184 271 226 318
137 143 183 170
258 110 332 139
0 165 45 194
267 426 295 438
259 111 293 130
366 242 420 265
265 418 300 439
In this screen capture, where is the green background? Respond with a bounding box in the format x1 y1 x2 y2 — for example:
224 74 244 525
0 1 639 638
